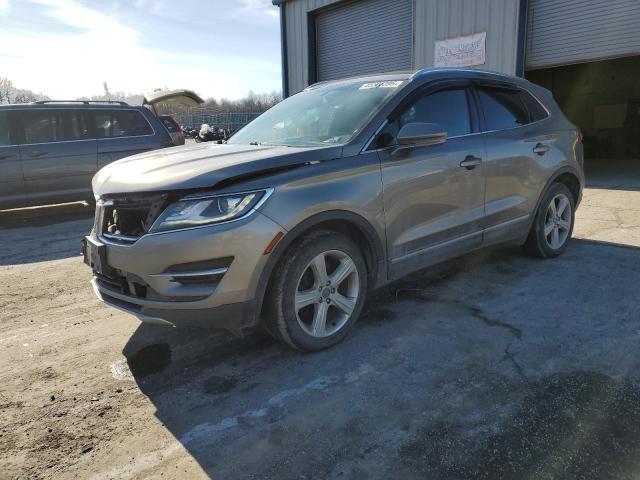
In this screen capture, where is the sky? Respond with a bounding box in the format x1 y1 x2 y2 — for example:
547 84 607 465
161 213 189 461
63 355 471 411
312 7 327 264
0 0 282 100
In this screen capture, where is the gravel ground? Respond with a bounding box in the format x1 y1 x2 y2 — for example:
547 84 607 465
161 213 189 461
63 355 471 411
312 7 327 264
1 184 639 479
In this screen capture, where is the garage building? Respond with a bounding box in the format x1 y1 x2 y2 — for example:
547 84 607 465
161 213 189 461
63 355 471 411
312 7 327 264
273 0 640 178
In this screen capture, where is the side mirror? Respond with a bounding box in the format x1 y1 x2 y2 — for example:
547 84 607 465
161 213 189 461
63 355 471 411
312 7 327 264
396 122 448 147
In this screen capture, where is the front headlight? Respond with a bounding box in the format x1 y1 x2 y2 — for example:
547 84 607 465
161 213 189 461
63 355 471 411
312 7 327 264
149 189 271 233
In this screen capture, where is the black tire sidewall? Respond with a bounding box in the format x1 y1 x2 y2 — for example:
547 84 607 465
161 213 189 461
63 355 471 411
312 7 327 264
277 233 368 351
531 183 575 258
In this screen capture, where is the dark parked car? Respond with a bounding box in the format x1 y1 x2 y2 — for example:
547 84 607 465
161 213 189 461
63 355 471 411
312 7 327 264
0 90 203 209
84 69 584 351
159 115 185 146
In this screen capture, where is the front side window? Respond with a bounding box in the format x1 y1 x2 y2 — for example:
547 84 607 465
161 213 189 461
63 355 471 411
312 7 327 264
379 87 472 146
0 112 10 146
477 87 532 131
22 110 64 144
94 110 153 138
227 79 404 147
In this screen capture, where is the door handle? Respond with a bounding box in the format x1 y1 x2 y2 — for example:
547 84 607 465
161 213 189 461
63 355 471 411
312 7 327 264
533 143 550 155
28 151 47 158
0 154 14 160
460 156 482 170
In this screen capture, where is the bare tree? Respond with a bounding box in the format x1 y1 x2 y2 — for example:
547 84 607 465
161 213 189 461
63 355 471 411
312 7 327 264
0 77 14 104
102 81 111 101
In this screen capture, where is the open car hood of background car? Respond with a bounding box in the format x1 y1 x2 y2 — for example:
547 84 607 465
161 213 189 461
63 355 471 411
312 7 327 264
143 89 204 108
92 143 342 197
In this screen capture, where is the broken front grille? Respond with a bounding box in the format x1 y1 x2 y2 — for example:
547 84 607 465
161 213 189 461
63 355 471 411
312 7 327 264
97 193 169 245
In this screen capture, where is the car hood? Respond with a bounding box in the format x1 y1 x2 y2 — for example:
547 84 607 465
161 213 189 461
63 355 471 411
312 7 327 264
92 143 342 196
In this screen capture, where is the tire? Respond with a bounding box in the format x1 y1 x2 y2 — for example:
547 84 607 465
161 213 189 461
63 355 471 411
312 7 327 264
263 230 368 352
525 182 575 258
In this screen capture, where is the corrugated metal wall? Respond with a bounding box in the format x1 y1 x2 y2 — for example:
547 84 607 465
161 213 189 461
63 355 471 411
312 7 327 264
526 0 640 70
316 0 413 81
283 0 521 95
283 0 341 96
414 0 520 73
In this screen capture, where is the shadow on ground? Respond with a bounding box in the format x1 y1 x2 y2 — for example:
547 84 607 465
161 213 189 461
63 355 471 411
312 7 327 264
120 238 640 479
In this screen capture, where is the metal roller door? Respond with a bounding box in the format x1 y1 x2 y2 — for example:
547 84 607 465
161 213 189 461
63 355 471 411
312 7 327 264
315 0 413 82
526 0 640 70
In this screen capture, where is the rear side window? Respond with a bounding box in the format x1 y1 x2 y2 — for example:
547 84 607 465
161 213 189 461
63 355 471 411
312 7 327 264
477 88 529 131
66 110 91 140
519 90 548 122
477 87 548 131
94 110 153 138
0 112 10 146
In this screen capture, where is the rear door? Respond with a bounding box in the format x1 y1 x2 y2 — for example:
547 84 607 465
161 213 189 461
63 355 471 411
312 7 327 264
0 110 25 209
93 108 159 169
376 83 487 278
474 82 552 243
18 108 97 206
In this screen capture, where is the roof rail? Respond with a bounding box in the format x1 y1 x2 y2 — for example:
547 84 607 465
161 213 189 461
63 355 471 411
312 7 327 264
32 100 129 105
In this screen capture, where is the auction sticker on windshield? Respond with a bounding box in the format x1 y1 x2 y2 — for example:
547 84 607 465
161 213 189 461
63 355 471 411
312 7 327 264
359 81 403 89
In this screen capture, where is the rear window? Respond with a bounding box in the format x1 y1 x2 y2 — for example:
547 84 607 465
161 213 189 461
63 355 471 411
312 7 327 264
160 116 180 133
94 110 153 138
0 112 10 146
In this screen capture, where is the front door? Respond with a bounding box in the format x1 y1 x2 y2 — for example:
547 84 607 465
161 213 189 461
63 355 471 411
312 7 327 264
18 108 96 206
376 85 487 279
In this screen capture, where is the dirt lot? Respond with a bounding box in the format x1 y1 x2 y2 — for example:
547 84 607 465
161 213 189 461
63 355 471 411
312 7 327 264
1 182 640 479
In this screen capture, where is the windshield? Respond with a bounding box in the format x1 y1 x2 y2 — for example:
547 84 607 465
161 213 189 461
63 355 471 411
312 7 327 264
227 80 404 147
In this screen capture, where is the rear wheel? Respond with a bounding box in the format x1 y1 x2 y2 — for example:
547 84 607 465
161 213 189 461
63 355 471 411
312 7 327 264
264 230 368 352
525 183 575 258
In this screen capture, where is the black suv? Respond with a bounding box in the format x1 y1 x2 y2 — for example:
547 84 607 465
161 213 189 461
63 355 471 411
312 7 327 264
0 89 202 209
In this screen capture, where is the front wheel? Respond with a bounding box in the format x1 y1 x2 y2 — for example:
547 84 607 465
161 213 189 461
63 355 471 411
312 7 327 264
525 182 575 258
263 230 368 352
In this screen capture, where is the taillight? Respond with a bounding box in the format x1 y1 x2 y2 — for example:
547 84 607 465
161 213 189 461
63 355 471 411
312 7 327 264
578 131 584 143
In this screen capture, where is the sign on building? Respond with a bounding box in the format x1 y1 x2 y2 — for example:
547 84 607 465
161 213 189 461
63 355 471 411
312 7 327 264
434 32 487 68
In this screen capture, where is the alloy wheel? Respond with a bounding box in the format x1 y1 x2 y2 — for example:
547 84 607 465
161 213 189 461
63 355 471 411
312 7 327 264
544 193 572 249
294 250 360 338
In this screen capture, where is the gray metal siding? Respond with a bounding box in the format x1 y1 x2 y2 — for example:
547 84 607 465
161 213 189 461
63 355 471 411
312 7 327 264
282 0 521 94
315 0 413 82
414 0 520 75
527 0 640 70
284 0 341 95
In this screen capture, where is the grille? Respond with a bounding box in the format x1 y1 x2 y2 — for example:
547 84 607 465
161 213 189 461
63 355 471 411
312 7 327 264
97 193 169 244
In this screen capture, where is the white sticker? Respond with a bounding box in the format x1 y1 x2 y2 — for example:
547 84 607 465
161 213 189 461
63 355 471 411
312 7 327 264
359 81 403 90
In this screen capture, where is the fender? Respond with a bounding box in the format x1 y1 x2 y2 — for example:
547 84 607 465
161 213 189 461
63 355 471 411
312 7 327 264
252 210 387 322
526 165 584 233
